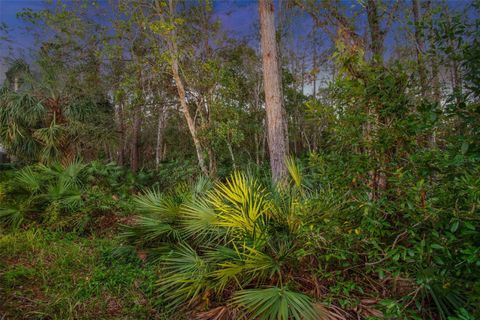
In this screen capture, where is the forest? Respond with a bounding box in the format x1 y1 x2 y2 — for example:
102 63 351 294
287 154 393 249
0 0 479 319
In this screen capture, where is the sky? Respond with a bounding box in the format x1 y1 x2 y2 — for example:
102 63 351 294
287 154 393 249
0 1 255 83
0 0 475 84
0 0 260 82
0 0 46 82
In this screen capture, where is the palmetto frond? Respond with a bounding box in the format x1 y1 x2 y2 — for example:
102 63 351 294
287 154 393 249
0 206 26 228
64 99 94 122
121 216 181 244
192 175 213 199
181 198 220 241
56 160 86 190
123 170 323 316
286 156 303 190
14 166 45 194
33 120 67 164
33 120 65 145
134 188 182 218
44 183 83 212
231 287 323 320
5 92 46 126
209 171 270 236
157 243 210 309
213 245 280 291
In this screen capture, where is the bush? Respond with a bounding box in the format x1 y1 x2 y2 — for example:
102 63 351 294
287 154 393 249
0 161 133 231
124 155 479 319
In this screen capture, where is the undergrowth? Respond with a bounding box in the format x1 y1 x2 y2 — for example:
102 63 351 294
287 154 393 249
0 228 168 320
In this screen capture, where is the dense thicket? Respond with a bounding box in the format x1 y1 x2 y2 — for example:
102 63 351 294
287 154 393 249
0 0 479 319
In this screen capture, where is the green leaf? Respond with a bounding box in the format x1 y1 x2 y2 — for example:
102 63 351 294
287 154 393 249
231 287 322 320
450 221 459 233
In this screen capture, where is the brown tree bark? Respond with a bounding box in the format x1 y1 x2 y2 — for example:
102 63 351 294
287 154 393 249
259 0 288 181
366 0 384 64
365 0 387 199
115 102 126 166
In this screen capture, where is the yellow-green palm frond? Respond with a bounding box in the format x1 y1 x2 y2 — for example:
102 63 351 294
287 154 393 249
208 171 271 237
157 243 210 309
121 216 181 244
134 188 181 219
181 198 221 241
286 156 303 189
212 245 281 292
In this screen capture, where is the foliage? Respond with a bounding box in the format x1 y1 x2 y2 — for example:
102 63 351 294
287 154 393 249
0 228 164 319
0 161 134 231
0 56 114 164
0 0 479 319
123 151 480 319
123 165 337 319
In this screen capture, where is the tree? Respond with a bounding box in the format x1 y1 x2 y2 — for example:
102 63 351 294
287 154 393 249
0 56 111 164
259 0 287 181
151 0 209 175
412 0 428 97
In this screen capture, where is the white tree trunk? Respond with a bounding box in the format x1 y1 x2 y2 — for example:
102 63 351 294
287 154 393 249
155 110 165 168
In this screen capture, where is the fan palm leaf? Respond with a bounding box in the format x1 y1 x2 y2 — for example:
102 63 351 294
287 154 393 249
231 287 323 320
157 243 210 309
213 245 280 291
0 206 25 228
181 198 220 241
209 171 270 237
121 217 181 244
14 166 45 194
134 189 182 218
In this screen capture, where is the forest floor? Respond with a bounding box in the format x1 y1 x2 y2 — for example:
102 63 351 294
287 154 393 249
0 225 172 320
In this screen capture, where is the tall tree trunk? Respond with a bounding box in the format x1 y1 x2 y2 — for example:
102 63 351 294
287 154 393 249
227 142 236 170
276 0 289 157
158 0 208 175
312 28 318 98
412 0 427 97
170 54 208 175
13 76 19 92
115 102 126 166
130 106 141 172
259 0 288 181
366 0 387 198
366 0 384 65
155 109 165 168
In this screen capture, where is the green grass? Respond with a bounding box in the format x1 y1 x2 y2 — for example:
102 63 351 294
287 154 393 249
0 228 170 319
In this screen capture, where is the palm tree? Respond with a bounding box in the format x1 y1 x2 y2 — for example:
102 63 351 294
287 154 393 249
4 59 29 92
0 55 105 164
